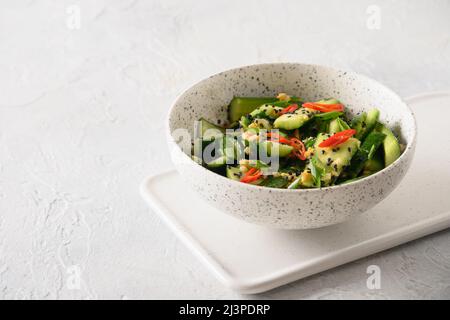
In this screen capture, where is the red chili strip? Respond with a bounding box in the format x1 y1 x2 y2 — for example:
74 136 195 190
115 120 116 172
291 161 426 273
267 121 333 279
279 104 299 115
318 129 356 148
302 102 344 113
240 167 262 183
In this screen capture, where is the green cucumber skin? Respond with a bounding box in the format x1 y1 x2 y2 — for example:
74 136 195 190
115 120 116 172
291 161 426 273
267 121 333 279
228 97 277 123
273 108 315 130
259 140 293 158
347 131 386 178
376 122 401 167
199 118 225 141
273 114 309 130
328 119 340 134
250 104 283 119
363 151 384 174
363 109 380 139
206 155 227 168
351 112 366 139
352 108 380 140
205 135 236 168
329 117 350 134
226 166 242 181
313 134 360 186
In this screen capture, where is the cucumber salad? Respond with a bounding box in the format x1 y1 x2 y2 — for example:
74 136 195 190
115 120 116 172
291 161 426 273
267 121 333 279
192 93 402 189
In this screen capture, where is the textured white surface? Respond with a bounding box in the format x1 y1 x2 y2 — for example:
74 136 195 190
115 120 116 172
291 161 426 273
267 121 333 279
0 0 450 299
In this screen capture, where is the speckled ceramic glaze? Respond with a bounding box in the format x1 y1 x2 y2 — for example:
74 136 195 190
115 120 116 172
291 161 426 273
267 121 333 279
167 63 416 229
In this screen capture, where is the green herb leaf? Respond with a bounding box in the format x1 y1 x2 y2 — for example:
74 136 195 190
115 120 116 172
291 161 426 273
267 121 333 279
314 111 343 120
346 131 386 178
246 159 269 169
368 144 376 160
336 117 351 131
304 137 316 149
262 176 289 188
310 157 324 188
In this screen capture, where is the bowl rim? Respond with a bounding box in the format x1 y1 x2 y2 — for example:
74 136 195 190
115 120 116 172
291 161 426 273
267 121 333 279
166 62 417 193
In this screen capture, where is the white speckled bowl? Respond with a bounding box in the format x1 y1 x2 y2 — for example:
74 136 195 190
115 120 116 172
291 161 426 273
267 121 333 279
167 63 416 229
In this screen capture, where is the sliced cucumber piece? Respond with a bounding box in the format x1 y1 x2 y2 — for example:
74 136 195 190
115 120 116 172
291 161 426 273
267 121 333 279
206 155 226 168
205 135 235 168
250 104 283 119
259 140 293 157
329 117 350 134
228 97 277 123
248 118 273 130
352 108 380 140
328 119 339 134
376 122 401 166
351 112 367 138
239 115 251 129
346 131 386 178
314 133 360 186
226 166 242 181
274 108 315 130
364 108 380 138
199 118 225 141
363 151 384 174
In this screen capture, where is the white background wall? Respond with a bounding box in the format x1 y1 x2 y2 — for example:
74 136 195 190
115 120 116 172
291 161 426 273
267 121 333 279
0 0 449 299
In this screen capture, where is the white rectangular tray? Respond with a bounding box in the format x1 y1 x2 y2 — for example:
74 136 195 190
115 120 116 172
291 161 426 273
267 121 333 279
141 92 450 294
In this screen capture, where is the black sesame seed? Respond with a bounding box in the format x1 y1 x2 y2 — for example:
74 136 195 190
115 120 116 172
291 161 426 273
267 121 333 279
348 147 352 152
